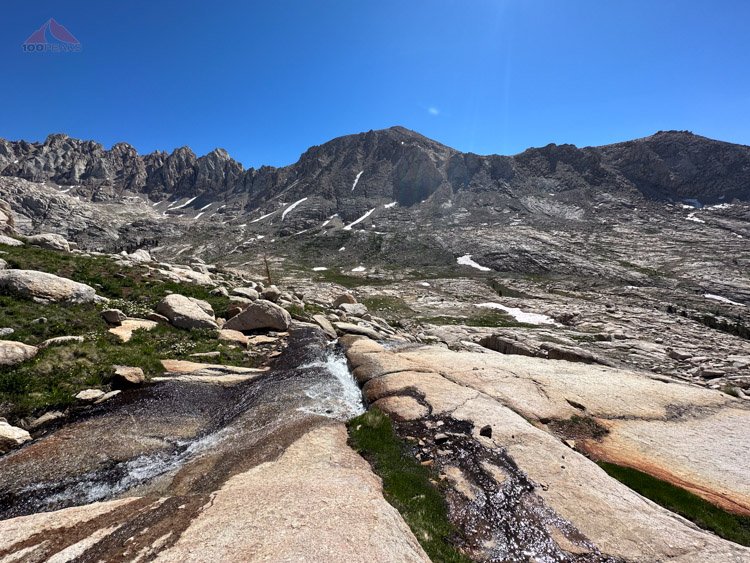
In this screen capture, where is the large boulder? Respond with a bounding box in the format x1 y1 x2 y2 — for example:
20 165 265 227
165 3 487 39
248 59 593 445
339 303 368 317
231 287 259 301
156 294 218 330
224 300 291 332
25 233 71 252
0 340 38 366
0 270 102 304
0 235 23 247
0 421 31 453
332 293 357 308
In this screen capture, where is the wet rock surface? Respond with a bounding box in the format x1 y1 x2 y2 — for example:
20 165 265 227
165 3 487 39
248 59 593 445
343 337 750 562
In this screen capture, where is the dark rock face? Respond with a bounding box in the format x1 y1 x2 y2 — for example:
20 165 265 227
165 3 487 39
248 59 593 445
2 128 747 218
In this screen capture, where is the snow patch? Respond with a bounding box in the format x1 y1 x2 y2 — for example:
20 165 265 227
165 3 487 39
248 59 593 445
351 171 364 191
343 208 375 230
199 203 213 211
704 294 744 306
476 303 557 325
419 282 431 287
457 254 491 272
282 197 308 221
339 247 346 252
250 211 276 223
384 201 398 209
351 266 366 272
686 213 705 224
169 197 197 210
194 212 204 220
312 267 328 271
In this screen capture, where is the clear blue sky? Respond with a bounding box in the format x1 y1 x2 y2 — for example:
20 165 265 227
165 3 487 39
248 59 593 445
1 1 748 167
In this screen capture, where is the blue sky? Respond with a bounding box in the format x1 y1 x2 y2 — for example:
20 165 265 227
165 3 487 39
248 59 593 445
1 1 748 167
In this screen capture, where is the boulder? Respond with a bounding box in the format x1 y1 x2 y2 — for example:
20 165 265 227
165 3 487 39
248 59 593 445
312 314 338 339
156 294 218 330
0 328 14 337
146 312 170 324
101 309 127 324
0 258 6 270
231 287 259 300
112 365 145 388
0 340 38 366
0 421 31 453
224 300 292 332
339 303 368 317
0 270 102 304
0 200 15 235
0 235 23 247
261 285 282 302
333 293 357 307
210 286 230 297
127 249 152 263
25 233 71 252
333 322 384 341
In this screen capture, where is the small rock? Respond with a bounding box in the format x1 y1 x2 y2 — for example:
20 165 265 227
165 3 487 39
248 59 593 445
29 411 65 429
0 328 14 337
0 421 31 453
75 389 105 402
146 312 170 324
210 286 230 297
101 309 127 324
112 365 145 388
219 329 249 348
94 390 122 404
0 258 6 270
435 433 449 445
333 322 383 341
189 351 221 358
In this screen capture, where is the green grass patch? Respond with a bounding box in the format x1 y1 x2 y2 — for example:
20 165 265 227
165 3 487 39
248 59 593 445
0 244 230 316
348 408 470 562
598 461 750 546
313 269 391 288
361 295 415 323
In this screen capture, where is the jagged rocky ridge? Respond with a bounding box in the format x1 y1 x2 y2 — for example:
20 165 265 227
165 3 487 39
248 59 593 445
2 127 750 209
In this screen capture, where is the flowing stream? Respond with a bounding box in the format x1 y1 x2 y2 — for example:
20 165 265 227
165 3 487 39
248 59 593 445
0 327 365 520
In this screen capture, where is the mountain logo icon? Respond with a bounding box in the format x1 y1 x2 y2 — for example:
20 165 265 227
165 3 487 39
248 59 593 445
22 18 81 53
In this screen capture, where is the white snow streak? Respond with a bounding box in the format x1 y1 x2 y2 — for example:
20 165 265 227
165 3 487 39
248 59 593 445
250 211 276 223
704 294 744 306
282 197 308 221
686 213 705 224
476 303 557 325
194 212 204 220
169 196 198 210
384 201 398 209
199 203 213 211
351 266 366 272
351 171 364 191
312 267 328 271
343 208 375 230
457 254 491 272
